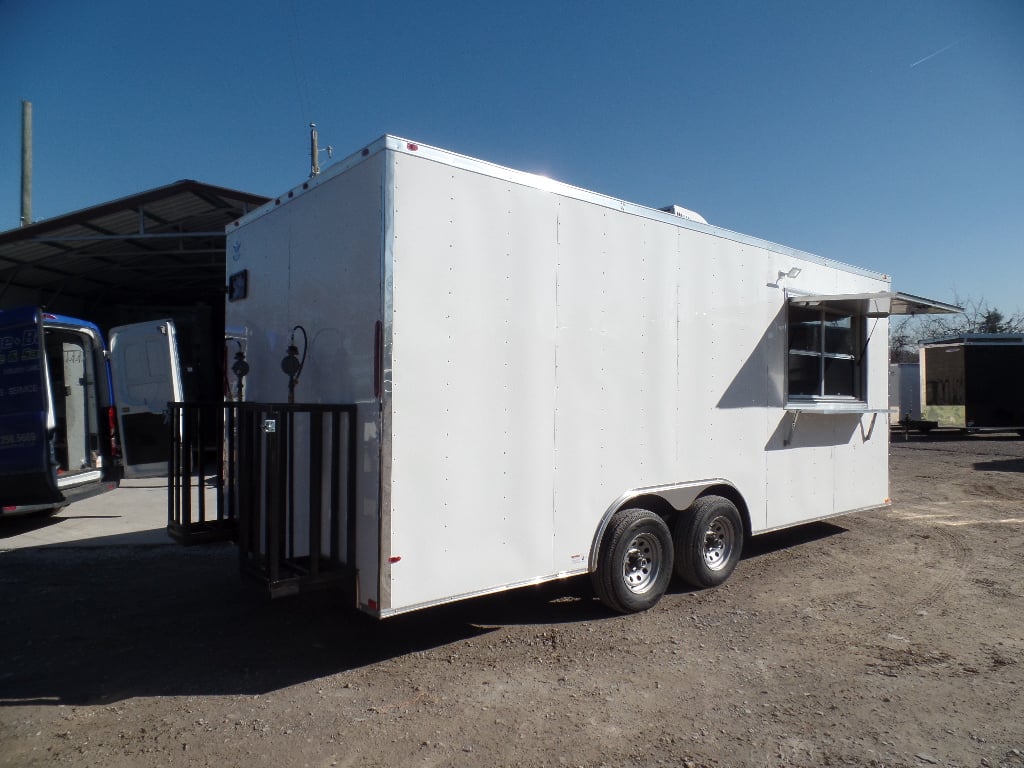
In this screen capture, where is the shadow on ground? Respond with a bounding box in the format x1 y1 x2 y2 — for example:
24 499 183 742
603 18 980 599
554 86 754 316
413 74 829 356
974 457 1024 473
0 543 608 706
0 520 843 706
740 520 846 559
0 512 65 540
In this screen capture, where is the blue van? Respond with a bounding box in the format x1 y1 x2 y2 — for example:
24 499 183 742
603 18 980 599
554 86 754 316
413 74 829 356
0 307 183 515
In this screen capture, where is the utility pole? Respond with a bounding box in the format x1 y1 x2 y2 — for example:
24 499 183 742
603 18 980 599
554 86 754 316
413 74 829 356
21 100 32 227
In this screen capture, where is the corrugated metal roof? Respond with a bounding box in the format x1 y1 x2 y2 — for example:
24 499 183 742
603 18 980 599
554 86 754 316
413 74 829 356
0 180 269 310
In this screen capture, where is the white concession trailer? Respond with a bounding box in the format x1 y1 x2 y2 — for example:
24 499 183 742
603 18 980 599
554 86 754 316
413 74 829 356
217 136 955 617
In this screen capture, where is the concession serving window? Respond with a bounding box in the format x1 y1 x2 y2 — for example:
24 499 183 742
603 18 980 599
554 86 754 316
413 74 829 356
785 291 960 410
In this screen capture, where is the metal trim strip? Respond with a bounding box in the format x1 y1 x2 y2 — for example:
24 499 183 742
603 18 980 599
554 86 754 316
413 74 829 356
377 568 590 618
754 502 891 536
376 147 397 613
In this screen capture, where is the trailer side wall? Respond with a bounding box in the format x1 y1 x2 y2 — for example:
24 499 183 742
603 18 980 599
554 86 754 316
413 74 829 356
383 146 891 613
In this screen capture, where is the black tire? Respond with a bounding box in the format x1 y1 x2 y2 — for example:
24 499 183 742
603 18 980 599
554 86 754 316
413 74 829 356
673 495 744 589
591 508 673 614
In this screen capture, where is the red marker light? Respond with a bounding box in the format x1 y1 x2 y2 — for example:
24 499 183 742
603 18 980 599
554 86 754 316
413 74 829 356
407 143 418 151
388 556 401 564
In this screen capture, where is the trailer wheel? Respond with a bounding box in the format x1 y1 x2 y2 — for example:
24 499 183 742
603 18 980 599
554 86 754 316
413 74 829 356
592 509 673 614
673 495 743 589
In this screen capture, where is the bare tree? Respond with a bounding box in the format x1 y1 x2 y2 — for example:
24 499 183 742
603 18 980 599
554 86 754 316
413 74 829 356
888 295 1024 363
889 315 919 363
916 295 1024 337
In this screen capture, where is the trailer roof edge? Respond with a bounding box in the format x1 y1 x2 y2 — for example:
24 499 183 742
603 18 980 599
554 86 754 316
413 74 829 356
229 135 891 282
920 333 1024 346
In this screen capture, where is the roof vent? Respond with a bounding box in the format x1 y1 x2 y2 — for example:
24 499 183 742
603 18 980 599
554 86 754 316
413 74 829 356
659 204 707 225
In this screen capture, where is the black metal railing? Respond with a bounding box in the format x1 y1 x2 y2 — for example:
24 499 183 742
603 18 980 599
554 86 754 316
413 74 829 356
168 401 235 544
169 401 359 598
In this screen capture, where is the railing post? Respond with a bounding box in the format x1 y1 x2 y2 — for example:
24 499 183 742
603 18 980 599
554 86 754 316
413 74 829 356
346 406 358 568
181 404 193 534
194 405 206 525
330 409 341 565
236 406 255 569
168 402 179 530
308 412 323 578
265 408 281 585
219 404 230 524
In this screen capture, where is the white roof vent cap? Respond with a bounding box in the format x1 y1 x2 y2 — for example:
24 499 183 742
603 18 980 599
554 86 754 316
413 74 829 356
659 204 707 225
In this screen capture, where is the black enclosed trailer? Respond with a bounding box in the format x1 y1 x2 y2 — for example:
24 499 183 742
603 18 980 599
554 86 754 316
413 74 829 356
920 334 1024 435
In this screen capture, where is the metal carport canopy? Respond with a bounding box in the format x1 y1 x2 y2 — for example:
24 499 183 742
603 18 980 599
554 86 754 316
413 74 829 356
788 291 962 317
0 180 269 309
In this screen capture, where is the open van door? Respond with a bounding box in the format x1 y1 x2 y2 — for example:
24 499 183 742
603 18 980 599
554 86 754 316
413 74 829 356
109 319 184 478
0 307 63 507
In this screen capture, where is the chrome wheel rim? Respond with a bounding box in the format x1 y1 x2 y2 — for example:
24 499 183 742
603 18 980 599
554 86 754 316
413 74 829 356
622 532 663 594
702 515 736 571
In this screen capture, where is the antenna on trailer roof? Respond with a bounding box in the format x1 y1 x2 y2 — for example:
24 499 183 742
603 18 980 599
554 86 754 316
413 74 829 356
309 123 333 178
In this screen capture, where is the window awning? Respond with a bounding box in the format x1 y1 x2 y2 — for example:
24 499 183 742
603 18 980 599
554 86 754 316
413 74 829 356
788 291 961 317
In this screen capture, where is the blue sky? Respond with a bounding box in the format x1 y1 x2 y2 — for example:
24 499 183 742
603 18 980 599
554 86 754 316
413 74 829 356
1 0 1022 313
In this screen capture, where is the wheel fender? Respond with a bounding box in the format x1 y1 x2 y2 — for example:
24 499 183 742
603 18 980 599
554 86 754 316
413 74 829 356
588 478 742 572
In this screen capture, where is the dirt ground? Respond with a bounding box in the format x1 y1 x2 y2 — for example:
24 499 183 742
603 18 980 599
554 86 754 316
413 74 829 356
1 432 1022 768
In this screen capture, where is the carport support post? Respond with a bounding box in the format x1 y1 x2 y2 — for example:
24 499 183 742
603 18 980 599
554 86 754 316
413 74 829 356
20 100 32 227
